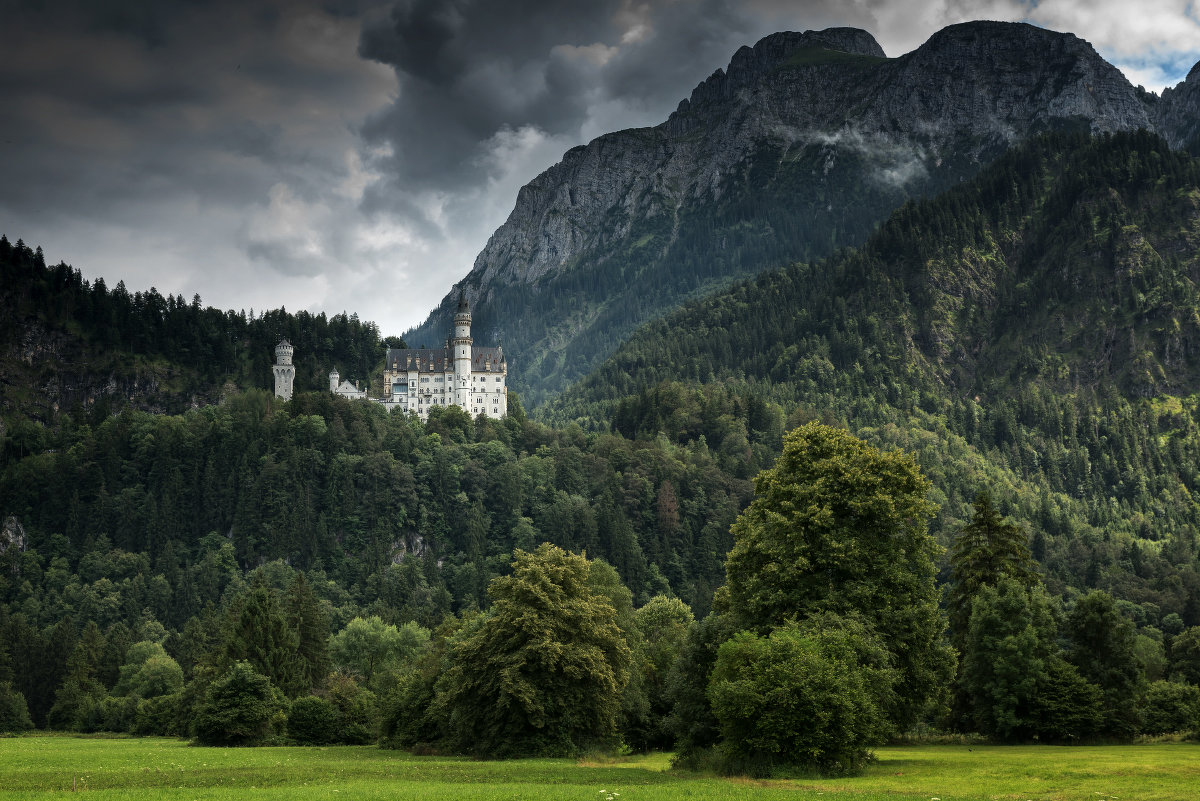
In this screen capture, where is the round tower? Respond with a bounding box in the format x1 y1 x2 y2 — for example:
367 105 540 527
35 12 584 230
272 339 296 400
329 368 339 393
452 290 473 409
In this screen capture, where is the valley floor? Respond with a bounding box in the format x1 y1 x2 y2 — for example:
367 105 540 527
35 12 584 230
0 736 1195 800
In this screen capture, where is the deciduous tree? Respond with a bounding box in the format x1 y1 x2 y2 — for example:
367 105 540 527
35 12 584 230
723 423 953 728
433 544 631 756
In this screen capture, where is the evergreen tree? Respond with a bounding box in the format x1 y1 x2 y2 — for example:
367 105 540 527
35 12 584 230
192 661 284 746
222 580 304 698
285 572 330 694
946 492 1038 655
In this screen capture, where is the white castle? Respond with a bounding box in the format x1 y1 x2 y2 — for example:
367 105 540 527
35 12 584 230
379 292 507 420
273 293 508 420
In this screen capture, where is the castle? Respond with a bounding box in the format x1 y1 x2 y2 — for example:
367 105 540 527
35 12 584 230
379 292 507 420
272 293 508 420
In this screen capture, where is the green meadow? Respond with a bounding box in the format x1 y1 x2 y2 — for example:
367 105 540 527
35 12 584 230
1 737 1196 801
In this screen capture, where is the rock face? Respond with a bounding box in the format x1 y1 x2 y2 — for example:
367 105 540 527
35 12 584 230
407 20 1196 402
1155 62 1200 150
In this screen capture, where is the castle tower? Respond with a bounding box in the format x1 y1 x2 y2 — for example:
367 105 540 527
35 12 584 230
452 290 473 409
273 339 296 400
329 368 339 393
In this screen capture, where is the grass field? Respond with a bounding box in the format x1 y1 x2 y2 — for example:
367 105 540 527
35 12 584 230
0 736 1196 801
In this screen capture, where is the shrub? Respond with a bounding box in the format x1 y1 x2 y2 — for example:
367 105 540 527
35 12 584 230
192 662 285 746
133 693 183 736
99 695 138 733
326 672 379 744
707 617 896 777
0 682 33 733
1140 681 1200 735
287 696 338 745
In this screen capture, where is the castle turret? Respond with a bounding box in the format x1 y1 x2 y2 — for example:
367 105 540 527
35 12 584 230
273 339 296 400
329 368 339 393
452 290 473 409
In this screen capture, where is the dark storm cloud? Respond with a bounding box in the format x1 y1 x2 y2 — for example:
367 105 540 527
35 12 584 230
356 0 619 195
0 0 395 290
352 0 877 220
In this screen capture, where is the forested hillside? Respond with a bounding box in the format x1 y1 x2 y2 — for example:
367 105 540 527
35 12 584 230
0 236 390 421
0 386 760 729
549 130 1200 618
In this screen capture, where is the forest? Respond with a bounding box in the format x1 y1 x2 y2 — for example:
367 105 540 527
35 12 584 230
3 131 1200 774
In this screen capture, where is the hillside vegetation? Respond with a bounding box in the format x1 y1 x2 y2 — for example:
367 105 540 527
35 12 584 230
550 130 1200 614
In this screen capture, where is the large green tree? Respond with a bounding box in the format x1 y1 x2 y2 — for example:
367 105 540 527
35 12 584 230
433 544 632 757
722 422 954 728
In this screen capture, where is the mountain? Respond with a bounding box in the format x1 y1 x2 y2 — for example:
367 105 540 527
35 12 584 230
546 129 1200 611
408 21 1197 406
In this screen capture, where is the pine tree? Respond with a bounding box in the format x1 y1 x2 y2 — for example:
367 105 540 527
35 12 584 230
285 572 330 694
222 579 303 698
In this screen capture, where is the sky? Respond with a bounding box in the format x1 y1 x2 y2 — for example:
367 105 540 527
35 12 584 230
2 0 1199 336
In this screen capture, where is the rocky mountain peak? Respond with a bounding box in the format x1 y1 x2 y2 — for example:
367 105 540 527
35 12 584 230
892 20 1152 137
678 27 887 115
731 27 887 69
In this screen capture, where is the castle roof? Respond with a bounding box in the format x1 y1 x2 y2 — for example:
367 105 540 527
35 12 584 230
456 290 470 314
385 347 451 372
471 346 505 371
385 345 505 373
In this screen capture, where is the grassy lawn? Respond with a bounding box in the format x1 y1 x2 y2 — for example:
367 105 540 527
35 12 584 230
0 736 1196 800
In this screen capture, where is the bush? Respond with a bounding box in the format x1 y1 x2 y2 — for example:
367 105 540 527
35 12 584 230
380 667 440 749
707 617 896 777
0 682 33 733
1140 681 1200 735
326 672 379 744
192 662 285 746
99 695 138 733
133 693 183 736
287 696 338 745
